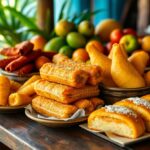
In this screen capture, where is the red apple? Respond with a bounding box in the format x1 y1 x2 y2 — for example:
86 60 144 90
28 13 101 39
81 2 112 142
110 29 123 43
123 28 137 36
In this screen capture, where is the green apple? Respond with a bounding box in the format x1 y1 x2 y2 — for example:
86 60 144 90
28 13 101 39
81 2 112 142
78 20 94 37
119 34 138 53
59 45 74 58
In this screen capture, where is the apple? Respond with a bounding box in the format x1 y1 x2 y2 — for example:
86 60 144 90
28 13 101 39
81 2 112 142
110 29 123 43
123 28 137 36
142 36 150 52
119 34 139 53
78 20 94 37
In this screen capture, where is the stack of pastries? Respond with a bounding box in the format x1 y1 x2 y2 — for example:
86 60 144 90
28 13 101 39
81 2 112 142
88 94 150 139
32 57 104 119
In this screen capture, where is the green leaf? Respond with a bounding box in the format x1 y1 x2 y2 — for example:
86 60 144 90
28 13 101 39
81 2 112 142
4 6 38 29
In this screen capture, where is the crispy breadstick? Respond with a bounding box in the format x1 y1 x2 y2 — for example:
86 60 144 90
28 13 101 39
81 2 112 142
5 50 41 72
40 62 89 88
52 54 103 85
0 56 19 69
9 93 32 106
90 97 104 108
16 64 34 75
0 76 11 105
32 96 78 119
0 41 33 56
19 75 40 90
34 79 100 104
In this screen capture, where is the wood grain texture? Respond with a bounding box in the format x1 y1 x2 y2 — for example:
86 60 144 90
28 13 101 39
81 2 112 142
0 113 149 150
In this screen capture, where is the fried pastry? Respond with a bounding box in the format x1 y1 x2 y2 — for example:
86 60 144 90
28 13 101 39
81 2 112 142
0 76 10 106
74 99 94 114
111 44 145 88
40 62 89 88
34 79 100 104
53 54 103 86
141 94 150 102
128 51 149 75
115 97 150 131
90 97 104 108
32 96 78 119
10 80 21 92
86 43 116 87
9 93 32 106
144 71 150 86
88 105 145 138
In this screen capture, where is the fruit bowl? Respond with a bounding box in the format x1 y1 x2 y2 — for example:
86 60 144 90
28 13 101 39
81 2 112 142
0 69 39 83
99 84 150 104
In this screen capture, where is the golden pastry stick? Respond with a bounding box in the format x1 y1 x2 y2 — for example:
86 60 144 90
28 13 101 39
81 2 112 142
90 97 104 108
34 79 100 104
74 99 94 114
32 96 78 119
52 54 103 86
40 62 89 88
0 76 11 106
9 93 32 106
18 82 35 96
10 80 21 92
19 75 40 90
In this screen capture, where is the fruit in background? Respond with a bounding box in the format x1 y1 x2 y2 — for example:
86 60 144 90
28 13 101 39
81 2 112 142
106 42 114 54
78 20 94 37
142 36 150 52
59 46 74 58
55 20 75 37
89 35 101 42
72 48 89 62
95 19 122 42
110 29 123 43
123 28 137 36
44 37 66 52
111 44 145 88
67 32 86 48
128 51 149 75
119 34 138 53
35 56 50 69
30 35 47 50
86 40 104 54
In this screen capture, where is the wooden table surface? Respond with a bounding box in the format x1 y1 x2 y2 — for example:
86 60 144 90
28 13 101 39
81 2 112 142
0 112 150 150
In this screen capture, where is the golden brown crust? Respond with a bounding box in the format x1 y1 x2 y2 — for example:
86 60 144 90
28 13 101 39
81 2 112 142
32 96 78 119
90 97 104 108
88 106 145 138
34 79 100 104
40 62 89 88
115 97 150 132
52 54 103 85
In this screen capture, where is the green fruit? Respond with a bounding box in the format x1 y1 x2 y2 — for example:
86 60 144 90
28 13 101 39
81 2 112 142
119 34 138 53
78 20 94 37
59 45 74 58
67 32 86 48
44 37 66 52
55 20 75 37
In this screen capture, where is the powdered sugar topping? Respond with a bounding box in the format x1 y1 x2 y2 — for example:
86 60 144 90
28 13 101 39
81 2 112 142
105 105 137 118
127 97 150 109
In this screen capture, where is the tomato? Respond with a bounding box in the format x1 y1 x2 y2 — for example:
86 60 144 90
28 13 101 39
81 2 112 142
72 48 89 62
110 29 123 43
123 28 137 36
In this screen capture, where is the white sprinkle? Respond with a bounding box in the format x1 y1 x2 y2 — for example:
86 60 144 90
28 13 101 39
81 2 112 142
127 97 150 109
105 105 137 118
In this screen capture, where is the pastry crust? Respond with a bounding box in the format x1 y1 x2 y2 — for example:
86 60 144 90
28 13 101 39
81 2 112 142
52 54 103 85
34 79 100 104
32 96 78 119
115 97 150 132
88 105 145 138
40 62 89 88
141 94 150 102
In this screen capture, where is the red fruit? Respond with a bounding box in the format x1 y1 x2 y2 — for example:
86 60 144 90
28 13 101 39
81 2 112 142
123 28 137 36
110 29 123 43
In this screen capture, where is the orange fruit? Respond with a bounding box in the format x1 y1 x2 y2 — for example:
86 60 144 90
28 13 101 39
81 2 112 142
30 35 47 50
142 36 150 52
35 56 50 69
72 48 89 62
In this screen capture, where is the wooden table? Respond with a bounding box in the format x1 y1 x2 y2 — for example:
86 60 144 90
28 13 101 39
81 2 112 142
0 112 150 150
